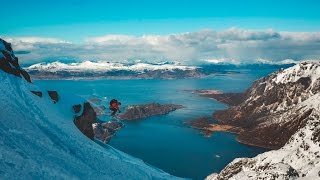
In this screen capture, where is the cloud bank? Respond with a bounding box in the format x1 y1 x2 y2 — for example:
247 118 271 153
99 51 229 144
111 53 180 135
3 28 320 65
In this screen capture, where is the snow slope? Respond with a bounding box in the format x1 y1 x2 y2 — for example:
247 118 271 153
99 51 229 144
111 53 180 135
0 70 182 179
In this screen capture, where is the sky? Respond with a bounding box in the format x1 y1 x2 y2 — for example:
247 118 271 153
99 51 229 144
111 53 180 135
1 0 320 64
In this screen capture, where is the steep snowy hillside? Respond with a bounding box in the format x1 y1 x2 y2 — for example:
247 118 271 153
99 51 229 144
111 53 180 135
0 39 181 179
207 62 320 179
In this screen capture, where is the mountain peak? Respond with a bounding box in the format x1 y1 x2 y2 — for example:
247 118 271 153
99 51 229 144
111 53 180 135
273 61 320 87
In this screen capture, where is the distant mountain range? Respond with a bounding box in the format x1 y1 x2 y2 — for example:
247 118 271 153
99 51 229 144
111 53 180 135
24 61 294 79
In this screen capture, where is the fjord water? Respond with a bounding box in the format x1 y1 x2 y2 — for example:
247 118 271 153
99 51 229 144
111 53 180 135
35 69 275 180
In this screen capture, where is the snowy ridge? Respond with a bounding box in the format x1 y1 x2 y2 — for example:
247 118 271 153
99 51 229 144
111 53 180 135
0 39 17 70
207 94 320 180
207 62 320 180
273 61 320 87
26 61 197 72
0 70 181 179
267 62 320 112
0 40 15 59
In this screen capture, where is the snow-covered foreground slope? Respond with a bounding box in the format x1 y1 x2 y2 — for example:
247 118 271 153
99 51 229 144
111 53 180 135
0 70 181 179
207 62 320 180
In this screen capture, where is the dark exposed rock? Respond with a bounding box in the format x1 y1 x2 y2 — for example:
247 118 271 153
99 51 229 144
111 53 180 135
186 117 214 129
186 117 244 137
119 103 184 120
209 63 320 149
72 104 82 113
47 91 59 103
93 121 124 143
297 77 312 90
73 102 122 142
102 121 123 131
0 39 31 83
92 123 116 143
30 91 42 97
20 69 31 83
206 63 320 179
189 90 244 106
74 102 97 140
209 93 244 106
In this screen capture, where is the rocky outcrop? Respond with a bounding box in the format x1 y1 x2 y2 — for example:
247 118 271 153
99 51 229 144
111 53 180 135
191 90 244 106
72 104 82 113
119 103 184 120
74 102 97 140
207 62 320 179
93 122 124 143
30 91 43 97
0 39 31 82
187 117 215 129
211 62 320 149
73 102 123 142
187 117 243 137
207 99 320 179
47 91 59 103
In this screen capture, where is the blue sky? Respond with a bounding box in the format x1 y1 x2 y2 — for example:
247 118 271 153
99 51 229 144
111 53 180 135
2 0 320 41
1 0 320 64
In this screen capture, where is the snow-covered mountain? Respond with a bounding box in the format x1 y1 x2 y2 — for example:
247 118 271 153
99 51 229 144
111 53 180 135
208 62 320 179
26 61 197 72
24 61 203 79
24 60 295 80
0 39 182 179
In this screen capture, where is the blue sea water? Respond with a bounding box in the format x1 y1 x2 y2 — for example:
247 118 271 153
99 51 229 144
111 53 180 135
34 69 277 180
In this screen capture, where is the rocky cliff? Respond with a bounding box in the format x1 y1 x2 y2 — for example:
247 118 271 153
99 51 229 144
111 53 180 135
207 62 320 179
214 62 320 149
0 39 31 82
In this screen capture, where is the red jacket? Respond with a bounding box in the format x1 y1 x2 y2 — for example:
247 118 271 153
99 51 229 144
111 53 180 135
110 102 120 110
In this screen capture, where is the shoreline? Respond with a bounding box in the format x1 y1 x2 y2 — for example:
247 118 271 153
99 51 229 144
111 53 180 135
192 124 243 134
192 123 273 149
186 89 276 150
190 89 244 106
236 138 273 150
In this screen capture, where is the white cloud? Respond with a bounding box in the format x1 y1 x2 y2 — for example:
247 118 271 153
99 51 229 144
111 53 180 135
3 28 320 64
5 37 70 44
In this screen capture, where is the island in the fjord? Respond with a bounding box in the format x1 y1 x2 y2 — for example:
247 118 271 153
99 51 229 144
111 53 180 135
190 62 320 180
87 101 184 141
118 103 185 120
